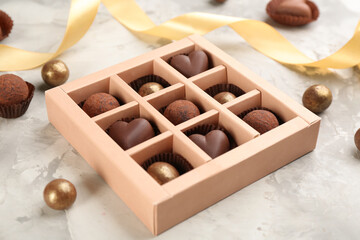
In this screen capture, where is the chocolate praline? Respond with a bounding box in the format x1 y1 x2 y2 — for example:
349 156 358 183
170 50 209 78
147 162 180 185
82 93 120 117
189 130 230 158
164 100 200 125
138 82 164 97
0 74 29 105
266 0 319 26
214 91 236 104
108 118 155 150
243 109 279 134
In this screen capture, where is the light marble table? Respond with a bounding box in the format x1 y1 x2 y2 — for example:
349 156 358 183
1 0 360 239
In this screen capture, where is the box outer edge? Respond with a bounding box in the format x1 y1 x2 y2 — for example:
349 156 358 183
45 87 171 234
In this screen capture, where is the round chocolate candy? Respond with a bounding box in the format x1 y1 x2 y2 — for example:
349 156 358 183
302 84 332 114
147 162 179 185
82 93 120 117
164 100 200 125
138 82 163 97
41 59 70 87
243 109 279 134
0 74 28 105
43 179 77 210
214 91 236 104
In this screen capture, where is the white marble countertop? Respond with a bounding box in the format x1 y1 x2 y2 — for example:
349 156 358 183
1 0 360 239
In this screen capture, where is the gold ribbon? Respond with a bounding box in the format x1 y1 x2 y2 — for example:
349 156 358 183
0 0 360 72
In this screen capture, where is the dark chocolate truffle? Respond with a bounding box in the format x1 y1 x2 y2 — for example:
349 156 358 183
0 10 13 41
170 50 209 78
243 110 279 134
189 130 230 158
82 93 120 117
164 100 200 125
0 74 29 105
355 128 360 151
108 118 155 150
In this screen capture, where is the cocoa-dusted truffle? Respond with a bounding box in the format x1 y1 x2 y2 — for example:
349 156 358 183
164 100 200 125
243 109 279 134
0 74 29 105
0 10 13 41
82 93 120 117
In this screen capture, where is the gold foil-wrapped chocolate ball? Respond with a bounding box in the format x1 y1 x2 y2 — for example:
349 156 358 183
302 84 332 114
138 82 163 97
41 60 69 87
214 92 236 104
43 179 77 210
147 162 179 185
354 129 360 151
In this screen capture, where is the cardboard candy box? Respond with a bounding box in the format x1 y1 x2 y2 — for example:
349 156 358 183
45 35 320 235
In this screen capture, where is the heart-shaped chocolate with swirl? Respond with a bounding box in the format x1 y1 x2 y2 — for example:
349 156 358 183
108 118 155 150
189 130 230 158
170 50 209 78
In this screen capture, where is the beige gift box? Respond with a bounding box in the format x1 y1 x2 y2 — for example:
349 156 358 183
45 35 320 235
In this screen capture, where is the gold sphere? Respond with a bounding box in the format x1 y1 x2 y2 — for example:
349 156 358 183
355 128 360 151
147 162 179 185
302 84 332 114
43 179 77 210
138 82 164 97
41 60 69 87
214 91 236 104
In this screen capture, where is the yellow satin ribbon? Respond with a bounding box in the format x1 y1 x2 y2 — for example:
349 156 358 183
0 0 359 72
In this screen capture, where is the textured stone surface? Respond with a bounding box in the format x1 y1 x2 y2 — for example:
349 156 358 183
1 0 360 239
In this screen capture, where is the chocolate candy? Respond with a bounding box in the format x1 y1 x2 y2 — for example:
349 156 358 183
138 82 164 97
189 130 230 158
147 162 179 185
108 118 155 150
214 91 236 104
266 0 319 26
0 74 29 105
82 93 120 117
0 10 13 41
355 128 360 151
164 100 200 125
243 110 279 134
170 50 209 78
302 84 332 114
276 0 311 18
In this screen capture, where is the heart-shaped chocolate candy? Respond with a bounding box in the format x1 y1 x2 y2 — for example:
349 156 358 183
108 118 155 150
189 130 230 158
276 0 311 18
170 50 209 78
